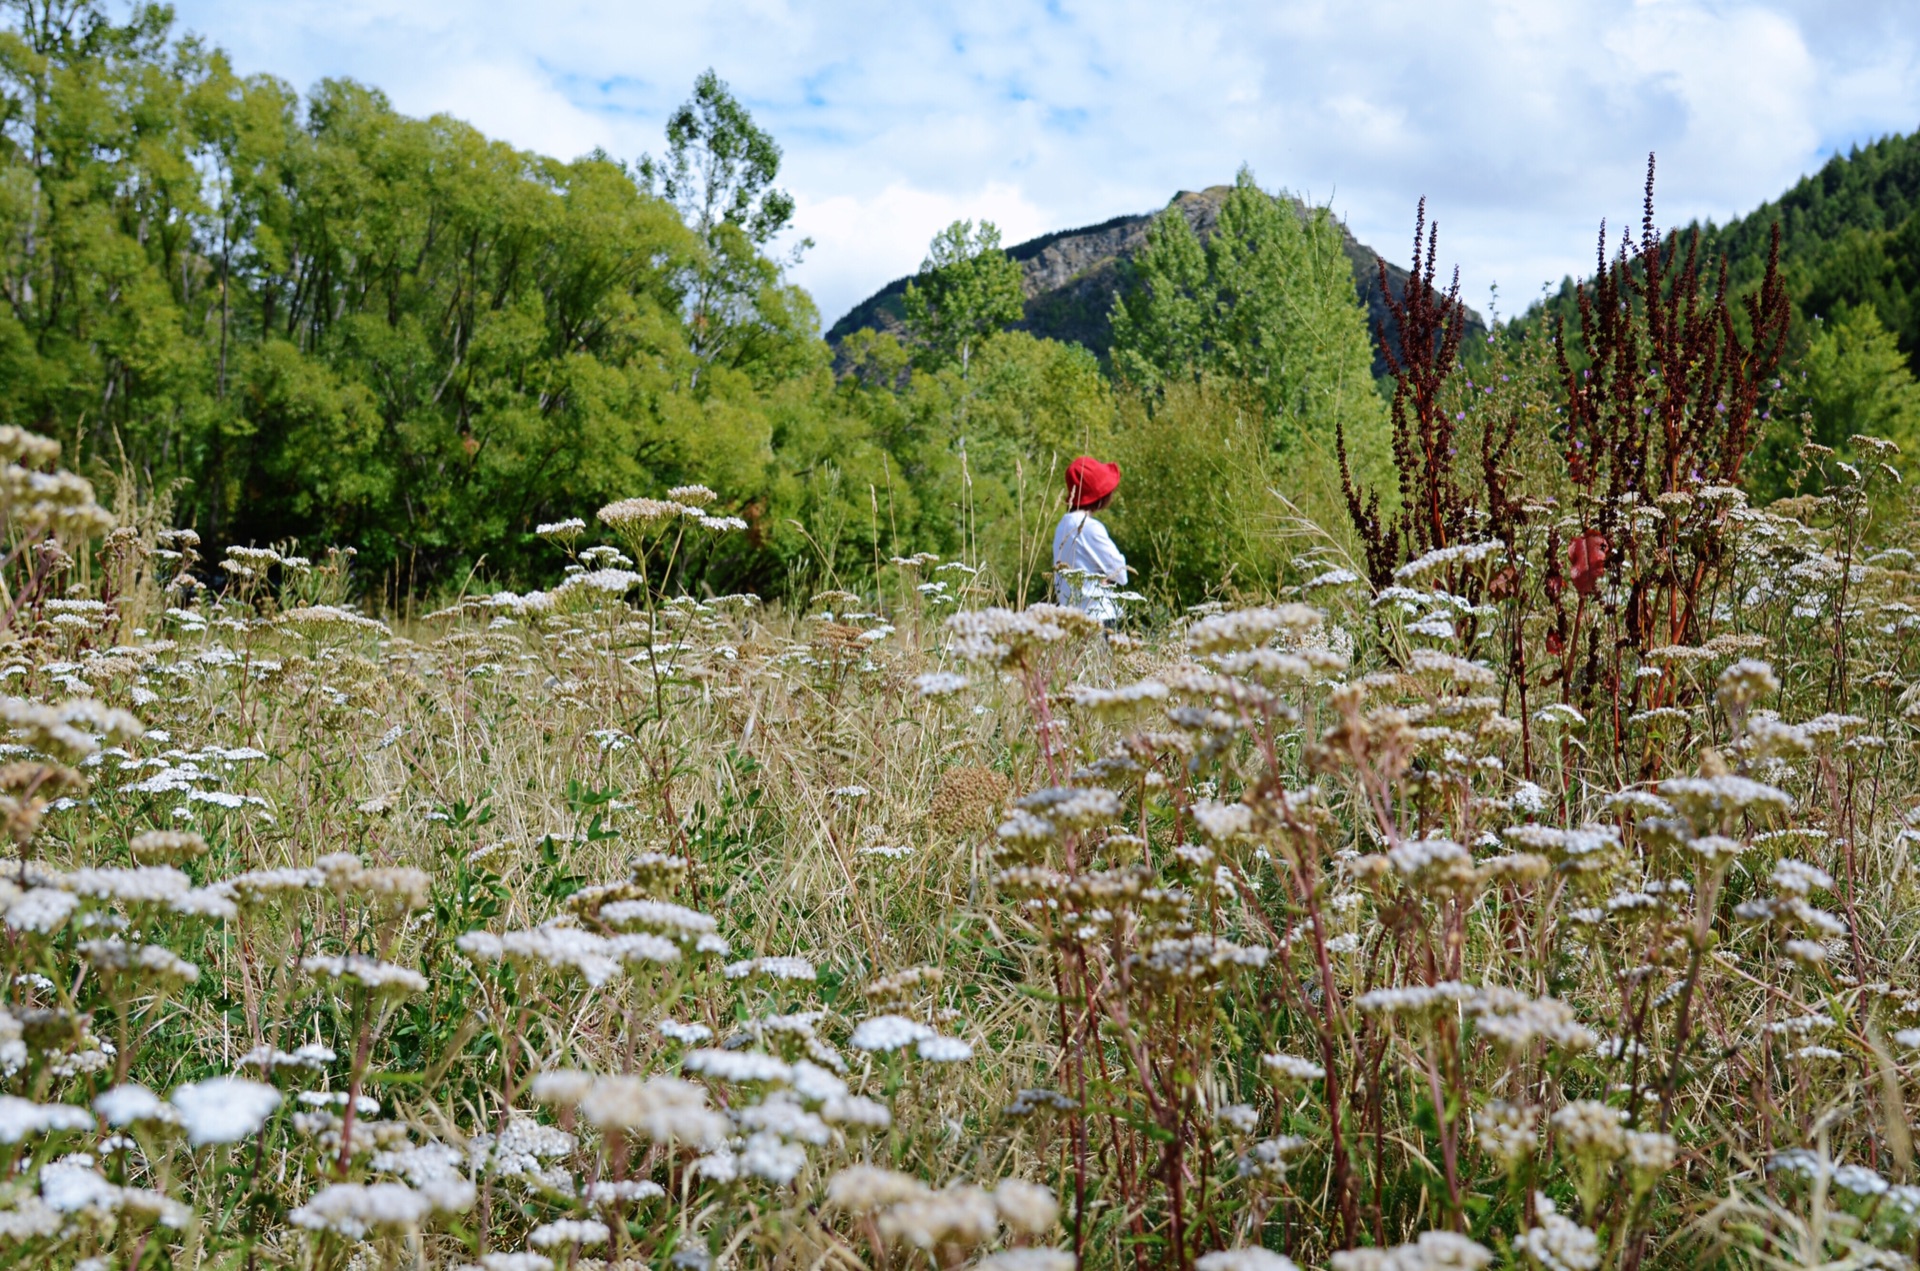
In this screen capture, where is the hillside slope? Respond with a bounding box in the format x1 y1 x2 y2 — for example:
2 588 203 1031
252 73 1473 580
826 186 1486 372
1527 132 1920 366
1703 132 1920 282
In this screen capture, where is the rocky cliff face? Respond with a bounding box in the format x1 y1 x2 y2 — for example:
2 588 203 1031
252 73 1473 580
826 186 1486 375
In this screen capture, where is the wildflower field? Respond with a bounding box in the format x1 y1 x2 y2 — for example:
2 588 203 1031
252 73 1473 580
7 199 1920 1271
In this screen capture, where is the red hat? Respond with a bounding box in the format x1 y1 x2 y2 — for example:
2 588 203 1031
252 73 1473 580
1066 456 1121 510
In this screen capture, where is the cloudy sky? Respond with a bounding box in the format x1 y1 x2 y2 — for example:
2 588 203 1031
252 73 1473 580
169 0 1920 329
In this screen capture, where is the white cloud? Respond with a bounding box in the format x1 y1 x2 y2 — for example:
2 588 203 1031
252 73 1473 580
796 181 1053 321
167 0 1920 327
404 58 613 160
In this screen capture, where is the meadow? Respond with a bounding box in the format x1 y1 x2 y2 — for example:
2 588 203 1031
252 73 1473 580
6 298 1920 1271
7 0 1920 1265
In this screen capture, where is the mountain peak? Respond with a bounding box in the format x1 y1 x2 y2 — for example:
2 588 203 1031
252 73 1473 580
826 186 1487 373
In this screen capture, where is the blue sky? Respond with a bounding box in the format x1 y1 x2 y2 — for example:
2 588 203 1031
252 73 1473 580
169 0 1920 328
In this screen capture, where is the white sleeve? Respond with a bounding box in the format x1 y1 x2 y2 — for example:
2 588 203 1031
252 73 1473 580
1081 518 1127 583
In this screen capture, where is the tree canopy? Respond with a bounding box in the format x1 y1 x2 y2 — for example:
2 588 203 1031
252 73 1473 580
901 220 1024 375
1108 169 1384 455
1528 131 1920 381
0 4 846 588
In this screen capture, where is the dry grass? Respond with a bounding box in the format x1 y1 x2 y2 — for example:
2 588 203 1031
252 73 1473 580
5 434 1920 1270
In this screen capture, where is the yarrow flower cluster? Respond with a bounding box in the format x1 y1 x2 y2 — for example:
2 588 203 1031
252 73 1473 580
945 604 1101 665
1185 605 1323 655
1330 1231 1493 1271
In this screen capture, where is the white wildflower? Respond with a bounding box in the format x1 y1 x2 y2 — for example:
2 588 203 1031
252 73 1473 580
740 1130 808 1184
577 1075 728 1146
976 1252 1077 1271
1331 1231 1493 1270
1261 1053 1326 1083
1516 1193 1600 1271
660 1020 713 1044
992 1177 1060 1235
170 1077 281 1145
876 1183 999 1251
1196 1250 1301 1271
527 1218 610 1248
724 955 816 981
289 1180 469 1238
6 888 77 934
916 1035 974 1062
94 1084 178 1127
682 1048 792 1084
300 954 428 998
826 1164 929 1213
0 1096 93 1142
851 1015 936 1052
1186 605 1322 655
915 671 971 697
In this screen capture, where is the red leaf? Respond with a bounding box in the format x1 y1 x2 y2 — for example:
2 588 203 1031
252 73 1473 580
1569 532 1608 597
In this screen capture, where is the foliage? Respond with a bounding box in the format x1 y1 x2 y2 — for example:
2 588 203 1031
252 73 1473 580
6 0 1920 677
829 327 1111 601
1347 162 1797 755
1105 379 1267 602
639 67 795 248
5 19 1917 1269
639 67 812 378
1801 302 1920 457
1529 129 1920 377
1109 168 1386 458
0 4 875 593
1339 198 1475 589
1549 160 1793 669
1801 216 1920 359
1105 377 1376 608
901 219 1026 375
1751 303 1920 496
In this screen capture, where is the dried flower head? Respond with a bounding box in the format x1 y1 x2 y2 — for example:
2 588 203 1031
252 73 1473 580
946 605 1099 665
1515 1193 1599 1271
992 1177 1060 1235
1186 605 1323 655
598 498 689 534
827 1164 930 1213
1196 1250 1301 1271
1551 1100 1626 1161
577 1075 727 1146
128 829 207 864
1716 659 1779 710
875 1184 998 1252
1660 774 1793 826
301 954 429 1000
1330 1231 1493 1271
1473 1100 1538 1171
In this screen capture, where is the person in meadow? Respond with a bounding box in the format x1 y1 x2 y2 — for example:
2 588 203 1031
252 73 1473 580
1053 455 1129 622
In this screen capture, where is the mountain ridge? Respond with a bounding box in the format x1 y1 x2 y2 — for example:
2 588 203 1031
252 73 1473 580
825 186 1488 373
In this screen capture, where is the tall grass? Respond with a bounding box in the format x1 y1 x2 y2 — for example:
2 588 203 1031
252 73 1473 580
5 314 1920 1271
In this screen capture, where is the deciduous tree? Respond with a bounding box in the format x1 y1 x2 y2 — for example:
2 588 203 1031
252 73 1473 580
1109 168 1382 456
901 220 1024 376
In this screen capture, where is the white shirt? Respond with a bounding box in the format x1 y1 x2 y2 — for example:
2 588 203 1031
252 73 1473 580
1053 510 1128 621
